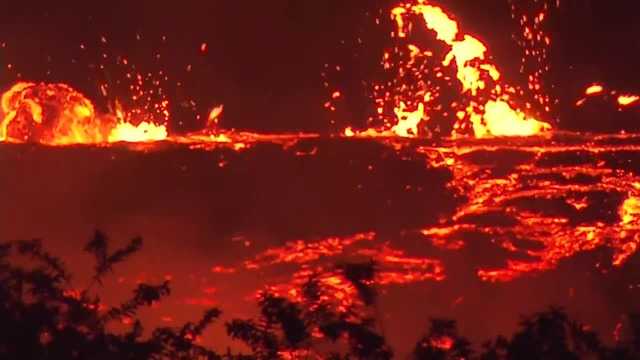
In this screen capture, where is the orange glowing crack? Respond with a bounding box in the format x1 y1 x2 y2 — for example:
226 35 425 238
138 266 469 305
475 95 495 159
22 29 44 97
416 139 640 282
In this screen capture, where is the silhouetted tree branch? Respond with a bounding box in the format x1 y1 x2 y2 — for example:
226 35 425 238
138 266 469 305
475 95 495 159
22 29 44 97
0 231 638 360
85 230 142 286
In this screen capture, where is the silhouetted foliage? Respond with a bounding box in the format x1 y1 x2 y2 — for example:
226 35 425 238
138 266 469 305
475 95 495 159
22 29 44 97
0 232 639 359
479 307 602 360
413 319 473 360
151 308 224 360
340 260 378 306
227 262 393 359
0 233 225 360
85 230 142 286
600 314 640 360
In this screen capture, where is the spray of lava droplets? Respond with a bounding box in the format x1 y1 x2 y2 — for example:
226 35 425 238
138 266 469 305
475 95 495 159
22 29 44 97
0 81 232 145
0 1 558 147
344 0 552 139
577 83 640 109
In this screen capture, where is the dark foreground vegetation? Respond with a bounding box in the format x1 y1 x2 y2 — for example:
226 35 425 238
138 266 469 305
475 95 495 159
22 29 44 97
0 232 638 359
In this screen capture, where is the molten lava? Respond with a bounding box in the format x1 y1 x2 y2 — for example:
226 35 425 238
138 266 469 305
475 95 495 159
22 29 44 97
1 0 639 327
585 84 605 96
0 81 316 150
416 135 640 282
618 95 639 107
577 84 640 109
108 122 168 143
345 0 552 139
189 136 637 315
1 82 107 145
0 82 169 145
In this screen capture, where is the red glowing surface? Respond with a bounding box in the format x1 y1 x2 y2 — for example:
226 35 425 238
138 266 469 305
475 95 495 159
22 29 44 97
1 0 639 343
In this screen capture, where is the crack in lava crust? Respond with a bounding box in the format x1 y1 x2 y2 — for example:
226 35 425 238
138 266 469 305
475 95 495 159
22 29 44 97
177 133 640 309
418 134 640 282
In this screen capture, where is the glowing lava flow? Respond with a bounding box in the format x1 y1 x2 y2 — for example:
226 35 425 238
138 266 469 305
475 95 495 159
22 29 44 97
345 0 552 139
414 134 640 282
224 232 445 312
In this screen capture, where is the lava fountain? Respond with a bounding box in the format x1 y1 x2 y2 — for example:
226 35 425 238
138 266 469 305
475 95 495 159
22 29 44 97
343 0 552 139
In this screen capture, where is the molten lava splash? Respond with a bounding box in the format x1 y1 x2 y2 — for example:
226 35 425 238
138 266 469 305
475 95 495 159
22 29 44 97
1 82 107 144
346 0 552 139
0 81 319 149
207 105 224 126
577 84 640 109
108 121 168 143
618 95 639 107
473 100 551 138
586 84 605 96
0 82 169 144
509 0 555 115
